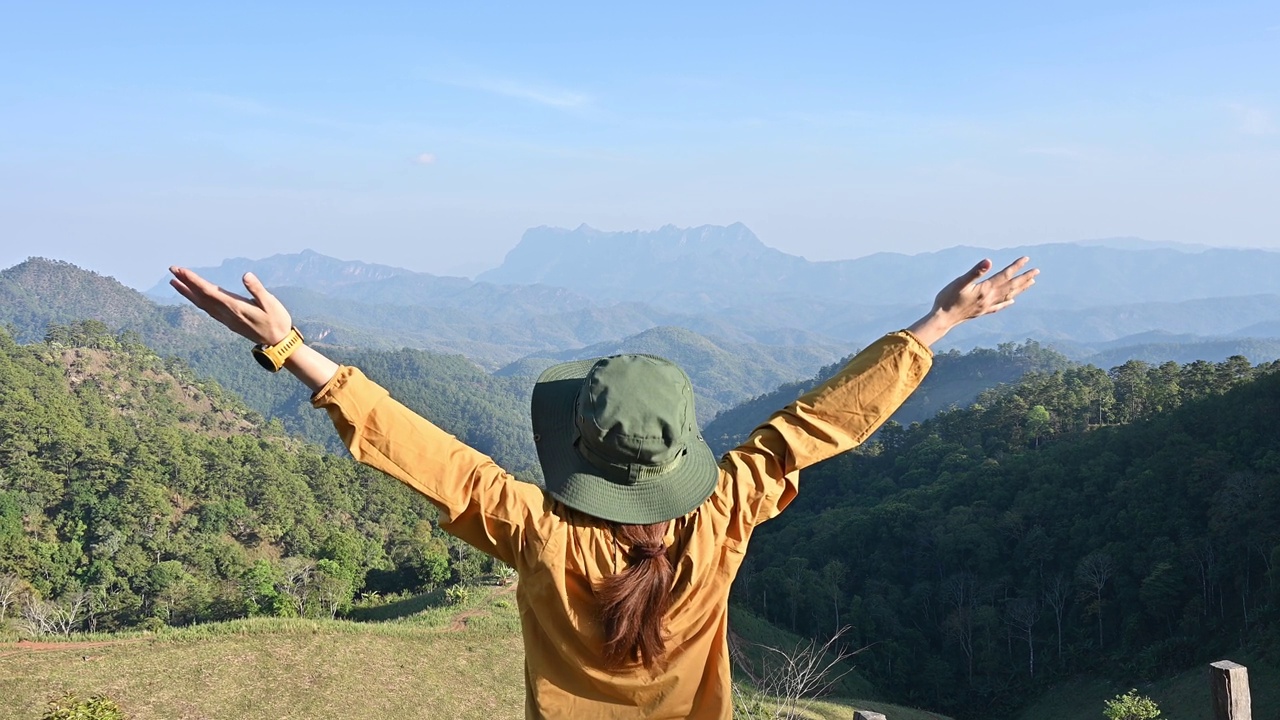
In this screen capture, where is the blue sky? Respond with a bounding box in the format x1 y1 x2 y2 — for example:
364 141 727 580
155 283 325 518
2 1 1277 289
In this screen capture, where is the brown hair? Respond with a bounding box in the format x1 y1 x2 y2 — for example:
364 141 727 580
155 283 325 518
597 521 674 669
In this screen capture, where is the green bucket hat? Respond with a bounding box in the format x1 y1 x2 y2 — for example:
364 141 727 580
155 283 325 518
531 354 720 525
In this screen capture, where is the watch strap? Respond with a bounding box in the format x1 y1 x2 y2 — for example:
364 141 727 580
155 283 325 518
252 327 305 372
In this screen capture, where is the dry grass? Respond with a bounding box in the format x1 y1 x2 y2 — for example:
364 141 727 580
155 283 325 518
2 586 951 720
0 586 525 720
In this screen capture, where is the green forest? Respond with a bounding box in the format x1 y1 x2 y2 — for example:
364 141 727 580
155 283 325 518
735 354 1280 716
703 339 1073 456
0 321 508 634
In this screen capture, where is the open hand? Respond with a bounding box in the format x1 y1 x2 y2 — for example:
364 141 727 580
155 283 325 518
933 256 1038 323
168 267 293 346
908 257 1039 347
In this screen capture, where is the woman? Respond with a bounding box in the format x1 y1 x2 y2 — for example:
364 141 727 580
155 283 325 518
168 256 1036 719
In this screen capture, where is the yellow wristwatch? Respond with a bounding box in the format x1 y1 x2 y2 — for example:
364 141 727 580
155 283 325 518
252 327 304 372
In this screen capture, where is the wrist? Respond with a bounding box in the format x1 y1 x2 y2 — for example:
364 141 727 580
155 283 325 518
906 309 958 348
262 325 294 346
282 344 341 393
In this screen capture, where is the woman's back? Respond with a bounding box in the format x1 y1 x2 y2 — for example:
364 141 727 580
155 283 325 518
513 497 744 718
312 332 934 719
168 257 1035 719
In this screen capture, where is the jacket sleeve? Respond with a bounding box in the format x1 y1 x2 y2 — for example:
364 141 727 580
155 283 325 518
311 366 540 567
719 331 933 527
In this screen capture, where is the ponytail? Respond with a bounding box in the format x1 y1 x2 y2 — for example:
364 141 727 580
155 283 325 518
597 521 674 669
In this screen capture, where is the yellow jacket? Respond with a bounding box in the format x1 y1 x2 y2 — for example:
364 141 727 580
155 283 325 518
312 331 932 719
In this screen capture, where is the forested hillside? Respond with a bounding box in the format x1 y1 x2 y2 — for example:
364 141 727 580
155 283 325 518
0 323 511 634
0 258 224 352
736 355 1280 717
703 340 1072 455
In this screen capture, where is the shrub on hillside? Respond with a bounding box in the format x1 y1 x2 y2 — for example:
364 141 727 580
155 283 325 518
43 693 126 720
1103 689 1162 720
445 585 470 606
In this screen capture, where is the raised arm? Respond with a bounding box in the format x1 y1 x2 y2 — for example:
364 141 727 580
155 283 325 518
169 267 338 390
167 267 538 565
722 257 1038 526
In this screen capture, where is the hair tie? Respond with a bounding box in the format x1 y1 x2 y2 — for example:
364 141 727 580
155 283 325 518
630 543 667 561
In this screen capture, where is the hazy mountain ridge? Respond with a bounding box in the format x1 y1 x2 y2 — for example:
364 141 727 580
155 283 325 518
1078 337 1280 369
479 225 1280 311
494 325 850 423
145 249 420 299
938 293 1280 350
11 224 1280 425
0 259 843 443
139 229 1280 363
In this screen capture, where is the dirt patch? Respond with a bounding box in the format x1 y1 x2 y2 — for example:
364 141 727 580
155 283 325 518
0 637 146 660
446 583 517 632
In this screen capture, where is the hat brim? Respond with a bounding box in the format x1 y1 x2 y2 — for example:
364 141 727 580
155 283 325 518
531 358 720 525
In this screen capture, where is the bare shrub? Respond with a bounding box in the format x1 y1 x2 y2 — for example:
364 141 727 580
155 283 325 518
20 590 92 637
730 626 862 719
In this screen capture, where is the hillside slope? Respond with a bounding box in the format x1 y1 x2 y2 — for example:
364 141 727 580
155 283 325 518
0 325 503 634
0 587 953 720
702 340 1071 455
738 354 1280 717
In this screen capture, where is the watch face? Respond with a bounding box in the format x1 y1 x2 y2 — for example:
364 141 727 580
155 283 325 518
252 348 279 371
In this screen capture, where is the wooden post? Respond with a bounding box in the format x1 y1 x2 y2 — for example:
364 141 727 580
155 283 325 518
1210 660 1251 720
853 711 887 720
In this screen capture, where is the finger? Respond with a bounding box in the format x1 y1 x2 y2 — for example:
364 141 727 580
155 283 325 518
170 266 215 294
964 259 992 284
242 272 271 305
240 272 284 311
1003 268 1039 294
169 270 223 313
996 256 1031 280
172 266 254 306
169 278 200 306
215 286 255 305
1012 268 1039 289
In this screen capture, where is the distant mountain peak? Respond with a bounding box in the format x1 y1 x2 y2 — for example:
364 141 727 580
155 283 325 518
145 250 419 299
1072 236 1212 253
477 222 781 294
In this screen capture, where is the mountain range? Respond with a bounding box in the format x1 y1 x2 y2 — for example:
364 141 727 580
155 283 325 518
3 222 1277 445
477 223 1280 310
141 224 1280 366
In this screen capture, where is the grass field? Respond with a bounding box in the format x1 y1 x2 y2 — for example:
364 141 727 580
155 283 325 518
11 585 1272 720
0 585 526 720
0 585 951 720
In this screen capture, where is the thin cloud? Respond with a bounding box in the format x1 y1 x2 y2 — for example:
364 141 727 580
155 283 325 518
784 110 876 128
1229 103 1276 136
415 152 437 165
186 92 353 131
189 92 276 117
434 74 591 109
1023 146 1080 157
